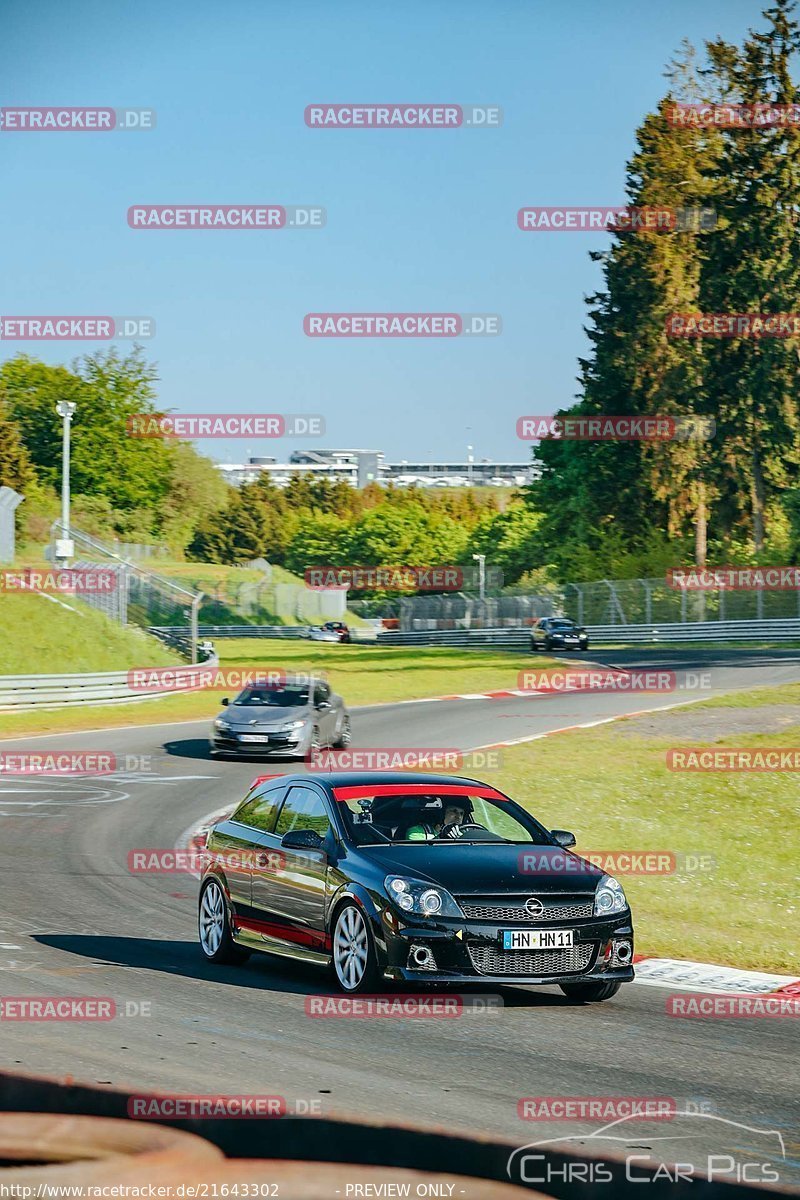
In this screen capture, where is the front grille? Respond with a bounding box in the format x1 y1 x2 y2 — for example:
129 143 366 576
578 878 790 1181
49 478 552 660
460 896 593 922
468 942 594 977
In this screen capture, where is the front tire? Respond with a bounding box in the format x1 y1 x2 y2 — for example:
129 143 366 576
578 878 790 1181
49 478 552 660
331 902 380 993
559 980 621 1003
199 879 250 964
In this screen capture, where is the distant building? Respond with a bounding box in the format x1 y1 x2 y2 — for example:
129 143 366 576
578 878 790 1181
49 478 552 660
215 448 535 489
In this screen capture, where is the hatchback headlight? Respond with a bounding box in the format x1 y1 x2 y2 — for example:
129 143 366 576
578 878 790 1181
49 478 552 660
594 875 628 916
213 718 231 732
384 876 463 919
277 719 308 732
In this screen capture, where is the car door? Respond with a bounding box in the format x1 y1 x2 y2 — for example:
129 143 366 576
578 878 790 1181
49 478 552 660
221 783 286 925
252 783 334 956
313 679 337 745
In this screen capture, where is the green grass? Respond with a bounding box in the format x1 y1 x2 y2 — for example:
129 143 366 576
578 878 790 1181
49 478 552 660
493 712 799 974
0 591 180 674
0 641 556 737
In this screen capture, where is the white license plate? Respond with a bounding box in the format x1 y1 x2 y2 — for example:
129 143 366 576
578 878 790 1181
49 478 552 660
501 929 574 950
239 734 272 743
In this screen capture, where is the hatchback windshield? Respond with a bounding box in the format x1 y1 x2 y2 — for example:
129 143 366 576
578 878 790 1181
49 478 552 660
235 686 309 707
338 790 551 845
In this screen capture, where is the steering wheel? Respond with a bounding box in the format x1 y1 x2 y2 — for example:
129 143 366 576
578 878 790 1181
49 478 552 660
438 821 485 840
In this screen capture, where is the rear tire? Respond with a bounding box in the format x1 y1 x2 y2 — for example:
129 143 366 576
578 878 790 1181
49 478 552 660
199 879 250 965
333 715 352 749
559 980 621 1003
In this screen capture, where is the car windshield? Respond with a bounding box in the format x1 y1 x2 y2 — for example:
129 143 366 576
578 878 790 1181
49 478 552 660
551 620 577 629
336 789 551 845
235 686 309 707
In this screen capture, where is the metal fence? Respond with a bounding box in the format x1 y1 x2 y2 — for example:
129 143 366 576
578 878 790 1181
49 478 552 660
563 577 800 626
367 575 800 630
49 523 204 653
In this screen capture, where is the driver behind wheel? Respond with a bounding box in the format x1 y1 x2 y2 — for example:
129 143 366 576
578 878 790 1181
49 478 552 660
406 801 469 841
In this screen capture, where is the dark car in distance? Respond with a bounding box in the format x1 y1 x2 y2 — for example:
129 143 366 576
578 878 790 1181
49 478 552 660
531 617 589 652
198 772 634 997
209 676 351 759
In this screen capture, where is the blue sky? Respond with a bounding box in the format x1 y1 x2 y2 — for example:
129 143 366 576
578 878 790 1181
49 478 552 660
1 0 767 465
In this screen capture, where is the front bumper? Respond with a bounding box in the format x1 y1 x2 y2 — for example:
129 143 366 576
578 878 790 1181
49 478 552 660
378 910 634 985
210 728 309 756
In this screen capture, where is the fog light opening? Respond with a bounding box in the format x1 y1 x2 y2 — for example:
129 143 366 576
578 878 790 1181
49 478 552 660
409 944 437 971
613 940 633 965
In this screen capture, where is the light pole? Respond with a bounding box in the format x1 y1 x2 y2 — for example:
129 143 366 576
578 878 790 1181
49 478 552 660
55 401 76 564
472 552 486 602
467 444 474 486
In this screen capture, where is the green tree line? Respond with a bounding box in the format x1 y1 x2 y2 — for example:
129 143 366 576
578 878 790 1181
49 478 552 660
0 349 544 588
526 0 800 579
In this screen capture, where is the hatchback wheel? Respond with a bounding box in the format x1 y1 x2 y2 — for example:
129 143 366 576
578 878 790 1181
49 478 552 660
332 902 379 993
559 980 621 1003
199 879 250 964
333 715 352 749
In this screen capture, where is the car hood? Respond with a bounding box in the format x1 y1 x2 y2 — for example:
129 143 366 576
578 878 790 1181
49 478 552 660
220 703 312 726
362 842 604 894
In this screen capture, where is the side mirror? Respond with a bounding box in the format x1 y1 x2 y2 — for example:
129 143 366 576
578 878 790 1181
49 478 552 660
281 828 324 851
221 697 229 707
551 829 576 848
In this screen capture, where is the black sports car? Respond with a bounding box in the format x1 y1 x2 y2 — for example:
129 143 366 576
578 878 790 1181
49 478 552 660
531 617 589 652
198 771 634 997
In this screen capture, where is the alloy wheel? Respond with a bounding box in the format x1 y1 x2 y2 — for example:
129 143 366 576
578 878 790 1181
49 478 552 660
333 904 369 991
199 880 225 956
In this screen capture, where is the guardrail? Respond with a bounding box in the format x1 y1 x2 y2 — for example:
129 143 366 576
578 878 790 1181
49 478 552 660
150 624 379 643
0 657 220 712
148 619 800 647
376 619 800 646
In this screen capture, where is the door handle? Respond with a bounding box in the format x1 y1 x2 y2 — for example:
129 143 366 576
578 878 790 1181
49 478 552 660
255 852 270 868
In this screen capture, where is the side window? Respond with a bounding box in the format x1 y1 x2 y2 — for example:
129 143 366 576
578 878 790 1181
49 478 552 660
233 787 284 833
275 786 332 839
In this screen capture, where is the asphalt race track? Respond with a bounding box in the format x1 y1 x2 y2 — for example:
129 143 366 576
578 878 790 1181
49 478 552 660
1 649 799 1184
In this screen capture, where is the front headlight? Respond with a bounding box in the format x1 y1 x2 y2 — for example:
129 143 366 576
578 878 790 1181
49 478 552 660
594 875 628 916
276 719 308 733
213 718 231 732
384 876 463 919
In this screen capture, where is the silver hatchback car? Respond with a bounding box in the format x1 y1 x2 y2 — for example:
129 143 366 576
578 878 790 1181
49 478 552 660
210 675 351 759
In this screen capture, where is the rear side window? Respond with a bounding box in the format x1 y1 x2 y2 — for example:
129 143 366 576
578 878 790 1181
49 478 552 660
233 787 284 833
